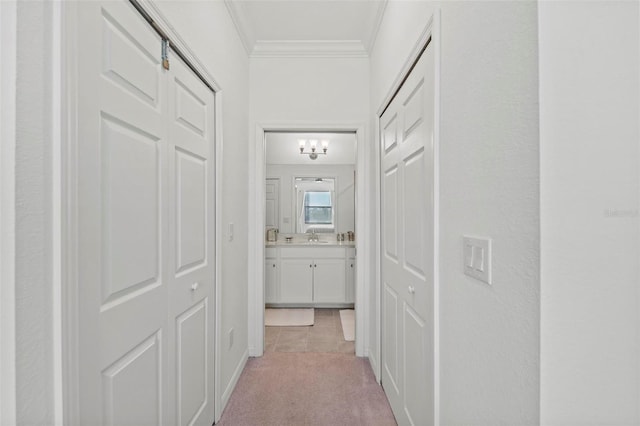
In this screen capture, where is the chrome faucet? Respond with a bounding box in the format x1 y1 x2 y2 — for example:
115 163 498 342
308 230 319 242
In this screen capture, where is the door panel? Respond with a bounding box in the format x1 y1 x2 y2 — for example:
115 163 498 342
280 259 313 303
403 305 430 426
380 41 435 426
102 332 162 426
402 148 426 278
383 166 399 261
168 53 215 426
77 2 168 422
313 259 346 303
176 301 208 426
265 259 278 303
175 149 206 274
100 116 160 304
101 8 160 107
383 283 400 396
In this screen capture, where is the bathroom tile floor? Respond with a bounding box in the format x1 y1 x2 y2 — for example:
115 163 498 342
265 308 355 354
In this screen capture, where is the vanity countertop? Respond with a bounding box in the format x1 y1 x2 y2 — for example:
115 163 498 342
265 240 355 247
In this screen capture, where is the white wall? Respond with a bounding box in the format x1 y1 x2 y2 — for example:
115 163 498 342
250 57 369 123
14 1 56 423
539 2 640 424
371 1 540 424
266 164 356 234
152 0 250 414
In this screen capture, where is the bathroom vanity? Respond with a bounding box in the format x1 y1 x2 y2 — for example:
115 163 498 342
265 241 355 307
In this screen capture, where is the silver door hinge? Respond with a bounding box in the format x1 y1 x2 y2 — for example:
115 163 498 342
161 39 170 70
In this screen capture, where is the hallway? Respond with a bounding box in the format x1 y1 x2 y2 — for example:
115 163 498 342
217 352 396 426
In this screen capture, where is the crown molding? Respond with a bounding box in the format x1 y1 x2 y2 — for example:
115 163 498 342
365 0 388 53
251 40 368 58
224 0 255 56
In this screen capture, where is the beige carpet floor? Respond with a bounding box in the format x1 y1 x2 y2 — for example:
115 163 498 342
217 352 397 426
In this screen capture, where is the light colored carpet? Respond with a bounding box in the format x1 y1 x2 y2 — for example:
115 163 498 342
265 308 314 326
217 352 397 426
339 309 355 341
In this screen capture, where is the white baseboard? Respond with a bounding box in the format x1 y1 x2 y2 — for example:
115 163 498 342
368 351 380 383
218 348 249 420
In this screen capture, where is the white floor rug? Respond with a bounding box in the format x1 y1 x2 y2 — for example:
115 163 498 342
265 308 314 327
339 309 355 341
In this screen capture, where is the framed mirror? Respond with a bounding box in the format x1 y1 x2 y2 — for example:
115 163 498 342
295 177 336 233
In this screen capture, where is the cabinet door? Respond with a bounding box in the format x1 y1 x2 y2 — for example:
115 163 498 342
280 259 313 303
314 259 346 303
346 258 356 303
265 258 278 303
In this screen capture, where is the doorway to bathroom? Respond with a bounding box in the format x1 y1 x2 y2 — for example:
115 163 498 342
264 131 356 354
247 124 370 359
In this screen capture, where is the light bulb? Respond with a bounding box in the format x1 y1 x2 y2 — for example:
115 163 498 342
321 140 329 151
298 139 306 149
309 139 318 151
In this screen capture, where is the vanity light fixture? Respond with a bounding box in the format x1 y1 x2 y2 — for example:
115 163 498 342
298 139 329 160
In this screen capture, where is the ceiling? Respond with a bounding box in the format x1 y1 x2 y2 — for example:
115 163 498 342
265 132 357 165
224 0 387 57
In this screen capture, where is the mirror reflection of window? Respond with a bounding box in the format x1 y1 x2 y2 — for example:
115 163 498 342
304 191 332 224
296 178 335 233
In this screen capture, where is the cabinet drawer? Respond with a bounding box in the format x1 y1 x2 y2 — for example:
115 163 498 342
280 247 345 259
265 248 277 258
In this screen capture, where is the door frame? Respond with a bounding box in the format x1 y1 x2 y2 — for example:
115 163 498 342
375 10 441 425
58 1 225 423
0 1 17 423
248 122 369 358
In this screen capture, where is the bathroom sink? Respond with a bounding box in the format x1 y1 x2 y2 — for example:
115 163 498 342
305 241 330 244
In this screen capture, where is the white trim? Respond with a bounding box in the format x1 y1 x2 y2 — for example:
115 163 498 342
432 10 442 426
220 348 248 411
0 1 17 424
223 0 254 56
248 122 369 358
61 3 80 423
375 10 441 425
52 0 64 424
364 0 388 54
251 40 368 58
213 91 224 423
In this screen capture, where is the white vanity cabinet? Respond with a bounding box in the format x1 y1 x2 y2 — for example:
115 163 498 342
280 258 314 303
346 248 356 303
313 258 346 303
265 249 279 303
266 246 355 306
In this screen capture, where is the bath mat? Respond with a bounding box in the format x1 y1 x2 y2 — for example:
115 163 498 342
339 309 355 341
265 308 314 327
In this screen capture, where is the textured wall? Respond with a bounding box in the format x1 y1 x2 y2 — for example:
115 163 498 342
15 1 55 424
539 2 640 424
371 2 540 424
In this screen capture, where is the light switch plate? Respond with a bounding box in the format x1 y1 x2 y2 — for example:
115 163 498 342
463 236 492 284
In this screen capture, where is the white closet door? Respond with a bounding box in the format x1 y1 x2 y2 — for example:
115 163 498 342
167 52 215 426
380 42 435 426
74 2 215 425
